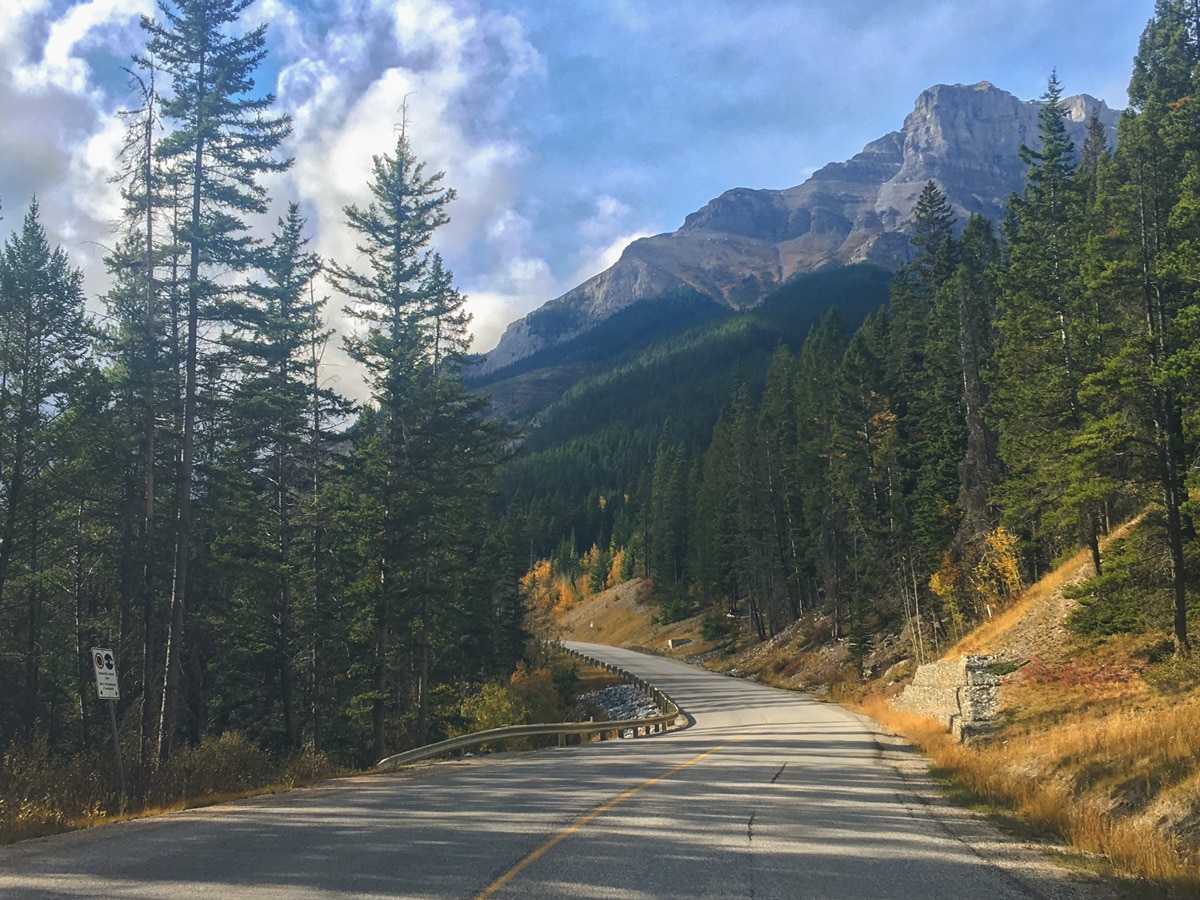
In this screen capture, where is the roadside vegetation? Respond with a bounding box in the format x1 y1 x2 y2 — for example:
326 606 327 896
0 733 337 844
862 641 1200 894
6 0 1200 875
0 0 534 835
510 1 1200 685
521 12 1200 886
0 652 618 845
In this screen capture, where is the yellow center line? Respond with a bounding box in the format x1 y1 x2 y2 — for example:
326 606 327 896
474 735 748 900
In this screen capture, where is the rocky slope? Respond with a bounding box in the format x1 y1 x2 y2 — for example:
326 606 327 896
480 82 1116 376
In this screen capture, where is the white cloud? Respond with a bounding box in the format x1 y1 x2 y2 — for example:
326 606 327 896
13 0 149 95
463 252 556 352
264 0 544 368
570 229 653 288
565 194 654 285
0 0 153 302
0 0 1150 359
0 0 547 329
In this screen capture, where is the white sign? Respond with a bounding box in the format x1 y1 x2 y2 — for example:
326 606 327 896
91 647 119 700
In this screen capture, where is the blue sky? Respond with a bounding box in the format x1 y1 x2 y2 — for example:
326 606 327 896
0 0 1152 365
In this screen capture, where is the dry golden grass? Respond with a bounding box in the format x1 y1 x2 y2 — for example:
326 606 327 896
948 547 1091 657
573 664 626 693
0 734 338 846
553 578 712 654
861 691 1200 891
706 616 861 698
558 516 1200 890
859 523 1200 895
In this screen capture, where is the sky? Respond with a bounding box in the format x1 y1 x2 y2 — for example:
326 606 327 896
0 0 1154 378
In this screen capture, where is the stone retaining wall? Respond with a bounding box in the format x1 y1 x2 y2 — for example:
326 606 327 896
892 654 999 740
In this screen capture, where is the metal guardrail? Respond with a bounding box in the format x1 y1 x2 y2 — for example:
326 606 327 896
375 645 682 772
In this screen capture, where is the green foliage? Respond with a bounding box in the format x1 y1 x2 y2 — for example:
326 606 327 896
0 201 98 743
1143 651 1200 693
549 659 580 706
1066 520 1200 639
701 610 733 642
498 266 890 560
0 0 528 780
847 597 873 678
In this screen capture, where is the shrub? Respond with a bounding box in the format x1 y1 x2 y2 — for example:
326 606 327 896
701 610 732 641
459 682 526 735
1065 530 1169 638
0 733 67 841
279 745 337 787
148 732 273 807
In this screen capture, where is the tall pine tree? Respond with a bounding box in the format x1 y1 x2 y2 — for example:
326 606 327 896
139 0 292 758
329 127 502 757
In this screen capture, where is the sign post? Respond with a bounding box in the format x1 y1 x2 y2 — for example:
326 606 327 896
91 648 127 804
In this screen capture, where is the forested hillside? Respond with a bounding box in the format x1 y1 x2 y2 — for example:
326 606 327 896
513 5 1200 669
491 264 891 563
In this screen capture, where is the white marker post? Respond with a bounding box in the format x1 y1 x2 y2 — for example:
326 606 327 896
91 648 127 803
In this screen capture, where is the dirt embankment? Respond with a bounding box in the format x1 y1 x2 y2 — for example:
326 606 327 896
553 579 711 654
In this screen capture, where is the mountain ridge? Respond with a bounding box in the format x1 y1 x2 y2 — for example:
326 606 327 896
479 81 1117 375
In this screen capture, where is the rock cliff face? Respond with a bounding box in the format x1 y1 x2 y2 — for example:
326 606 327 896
480 82 1117 376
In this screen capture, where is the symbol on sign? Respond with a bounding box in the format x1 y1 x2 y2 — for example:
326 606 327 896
91 647 120 700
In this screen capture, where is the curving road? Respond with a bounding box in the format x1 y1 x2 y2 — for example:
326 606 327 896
0 642 1109 899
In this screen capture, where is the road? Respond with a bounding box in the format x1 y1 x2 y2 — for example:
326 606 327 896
0 642 1110 899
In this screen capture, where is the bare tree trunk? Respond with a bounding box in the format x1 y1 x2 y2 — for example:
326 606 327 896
372 572 390 763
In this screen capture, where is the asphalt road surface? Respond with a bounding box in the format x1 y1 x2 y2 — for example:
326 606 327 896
0 642 1114 899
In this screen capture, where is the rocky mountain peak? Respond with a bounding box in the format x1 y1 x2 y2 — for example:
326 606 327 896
479 82 1118 378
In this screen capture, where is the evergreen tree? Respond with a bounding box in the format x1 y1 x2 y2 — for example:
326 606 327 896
102 63 194 774
646 425 690 618
992 73 1102 574
828 313 900 638
211 204 344 750
0 201 94 739
728 380 772 639
1089 0 1200 654
329 128 502 757
793 311 849 627
139 0 292 758
758 346 804 618
690 416 740 610
891 182 961 566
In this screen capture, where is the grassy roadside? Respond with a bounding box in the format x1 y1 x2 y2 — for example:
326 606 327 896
719 620 1200 893
0 733 340 845
859 681 1200 894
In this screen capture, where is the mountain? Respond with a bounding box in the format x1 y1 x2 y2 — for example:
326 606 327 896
479 81 1117 377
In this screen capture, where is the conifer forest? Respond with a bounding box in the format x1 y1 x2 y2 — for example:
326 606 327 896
3 0 1200 801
